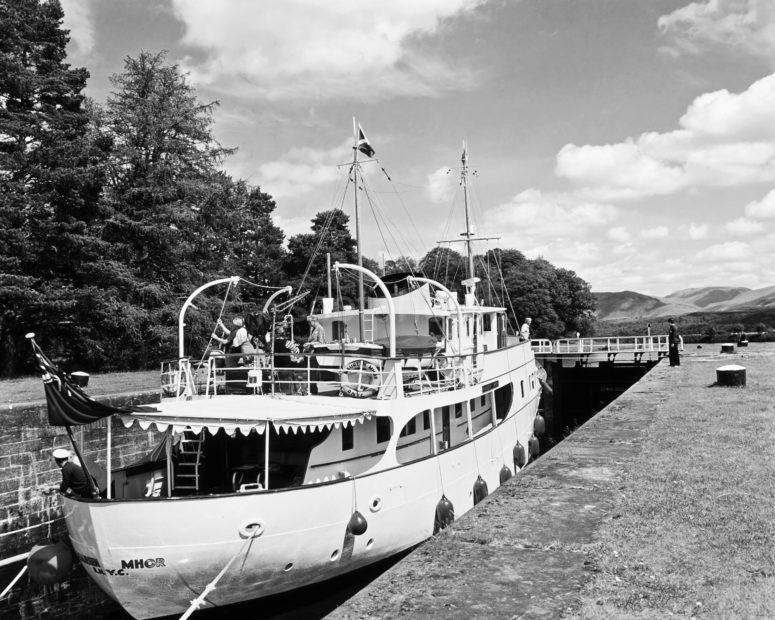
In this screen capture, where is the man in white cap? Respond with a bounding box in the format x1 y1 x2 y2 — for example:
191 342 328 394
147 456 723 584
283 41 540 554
53 448 91 498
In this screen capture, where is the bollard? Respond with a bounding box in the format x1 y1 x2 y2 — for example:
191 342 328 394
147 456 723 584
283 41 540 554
716 364 745 387
720 343 735 354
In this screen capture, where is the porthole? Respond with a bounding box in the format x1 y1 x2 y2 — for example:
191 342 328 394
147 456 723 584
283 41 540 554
366 538 374 549
369 495 383 513
330 549 340 561
283 563 293 572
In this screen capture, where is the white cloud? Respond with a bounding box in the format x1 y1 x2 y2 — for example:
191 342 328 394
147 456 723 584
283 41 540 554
427 167 455 203
555 73 775 200
726 217 765 235
640 226 670 239
687 223 710 239
607 226 631 242
61 0 96 58
745 189 775 218
658 0 775 62
171 0 483 101
256 140 350 199
696 240 751 261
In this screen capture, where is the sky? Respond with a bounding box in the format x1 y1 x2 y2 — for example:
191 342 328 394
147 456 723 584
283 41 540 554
59 0 775 297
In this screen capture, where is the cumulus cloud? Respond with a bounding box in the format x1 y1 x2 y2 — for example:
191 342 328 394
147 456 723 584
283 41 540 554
745 189 775 218
696 240 751 261
256 140 350 199
726 217 765 235
607 226 631 242
61 0 96 58
555 73 775 199
170 0 484 100
427 167 455 203
687 223 710 239
658 0 775 62
640 226 670 239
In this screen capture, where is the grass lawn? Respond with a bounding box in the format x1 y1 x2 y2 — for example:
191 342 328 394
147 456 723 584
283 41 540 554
573 344 775 618
0 370 159 405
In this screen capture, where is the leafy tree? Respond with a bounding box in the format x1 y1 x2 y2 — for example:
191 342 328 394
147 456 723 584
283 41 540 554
755 322 767 337
704 325 717 343
0 0 109 375
90 51 237 367
384 256 417 275
418 247 466 292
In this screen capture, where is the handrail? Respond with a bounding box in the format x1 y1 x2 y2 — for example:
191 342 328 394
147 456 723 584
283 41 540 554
533 335 670 355
178 276 240 358
334 262 396 357
407 276 463 355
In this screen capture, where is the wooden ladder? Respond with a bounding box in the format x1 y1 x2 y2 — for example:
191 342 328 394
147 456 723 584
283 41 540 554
175 431 204 493
363 313 375 343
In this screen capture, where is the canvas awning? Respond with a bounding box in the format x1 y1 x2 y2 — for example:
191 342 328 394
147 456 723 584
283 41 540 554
120 394 377 436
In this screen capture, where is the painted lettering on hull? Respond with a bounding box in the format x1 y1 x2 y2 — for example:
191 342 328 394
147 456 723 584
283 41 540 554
120 558 166 570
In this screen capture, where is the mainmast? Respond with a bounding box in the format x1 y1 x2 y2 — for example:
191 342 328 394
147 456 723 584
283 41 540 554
460 142 475 286
352 118 365 341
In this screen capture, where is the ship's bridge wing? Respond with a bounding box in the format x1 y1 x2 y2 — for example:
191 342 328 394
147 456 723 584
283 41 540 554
120 395 377 436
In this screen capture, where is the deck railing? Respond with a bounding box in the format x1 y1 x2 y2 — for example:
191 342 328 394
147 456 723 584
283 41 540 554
160 342 516 402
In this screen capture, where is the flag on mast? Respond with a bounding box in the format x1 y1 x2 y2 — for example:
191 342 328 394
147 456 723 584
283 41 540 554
461 141 467 165
357 124 375 158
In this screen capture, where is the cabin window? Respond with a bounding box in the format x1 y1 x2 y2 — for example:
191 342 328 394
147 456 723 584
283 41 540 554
428 317 444 339
483 314 492 331
342 425 354 450
423 410 430 430
466 318 471 337
332 320 346 341
480 394 486 407
494 383 513 422
520 380 525 398
376 417 392 443
455 402 463 418
400 418 417 437
469 398 476 413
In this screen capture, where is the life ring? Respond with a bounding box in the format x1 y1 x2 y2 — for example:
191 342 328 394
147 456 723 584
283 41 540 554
340 360 380 398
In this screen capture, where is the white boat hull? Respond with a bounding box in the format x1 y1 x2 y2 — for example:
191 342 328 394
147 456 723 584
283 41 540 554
63 393 539 619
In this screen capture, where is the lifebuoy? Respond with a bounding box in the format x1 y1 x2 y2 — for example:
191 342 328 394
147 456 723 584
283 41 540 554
340 360 380 398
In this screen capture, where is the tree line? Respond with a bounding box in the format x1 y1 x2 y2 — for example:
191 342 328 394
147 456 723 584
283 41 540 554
0 1 596 376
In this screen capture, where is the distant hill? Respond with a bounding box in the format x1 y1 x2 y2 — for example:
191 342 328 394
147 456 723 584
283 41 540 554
664 287 750 308
594 285 775 321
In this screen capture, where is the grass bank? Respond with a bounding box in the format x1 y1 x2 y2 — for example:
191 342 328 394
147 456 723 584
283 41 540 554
574 344 775 618
0 370 159 405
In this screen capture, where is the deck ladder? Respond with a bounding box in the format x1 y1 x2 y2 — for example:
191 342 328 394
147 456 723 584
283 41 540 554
175 430 204 492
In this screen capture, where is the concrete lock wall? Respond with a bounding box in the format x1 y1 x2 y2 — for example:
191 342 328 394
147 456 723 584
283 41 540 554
0 391 161 618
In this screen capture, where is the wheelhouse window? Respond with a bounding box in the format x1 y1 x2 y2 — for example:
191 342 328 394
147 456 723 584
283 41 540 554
332 320 346 341
423 410 430 430
480 394 486 407
376 417 392 443
429 317 444 339
455 402 463 418
342 424 354 450
483 313 492 331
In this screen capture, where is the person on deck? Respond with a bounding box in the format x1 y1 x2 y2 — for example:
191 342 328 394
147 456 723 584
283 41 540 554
214 317 256 361
306 316 327 345
53 448 92 498
519 317 532 342
668 318 681 367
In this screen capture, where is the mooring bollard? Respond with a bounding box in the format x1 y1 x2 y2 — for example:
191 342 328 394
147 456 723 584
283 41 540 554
716 364 746 387
720 343 735 354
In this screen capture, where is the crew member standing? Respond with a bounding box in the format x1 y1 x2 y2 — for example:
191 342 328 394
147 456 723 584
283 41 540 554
520 317 532 342
53 448 92 498
668 318 681 367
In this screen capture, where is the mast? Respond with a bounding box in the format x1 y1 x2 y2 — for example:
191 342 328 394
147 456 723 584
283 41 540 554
461 141 475 286
352 117 365 341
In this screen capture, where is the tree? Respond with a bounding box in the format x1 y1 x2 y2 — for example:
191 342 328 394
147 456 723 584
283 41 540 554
384 256 417 275
90 51 238 367
285 209 358 300
418 247 466 293
0 0 109 375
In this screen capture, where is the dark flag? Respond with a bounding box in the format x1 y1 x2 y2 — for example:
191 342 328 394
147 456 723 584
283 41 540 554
357 124 375 158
